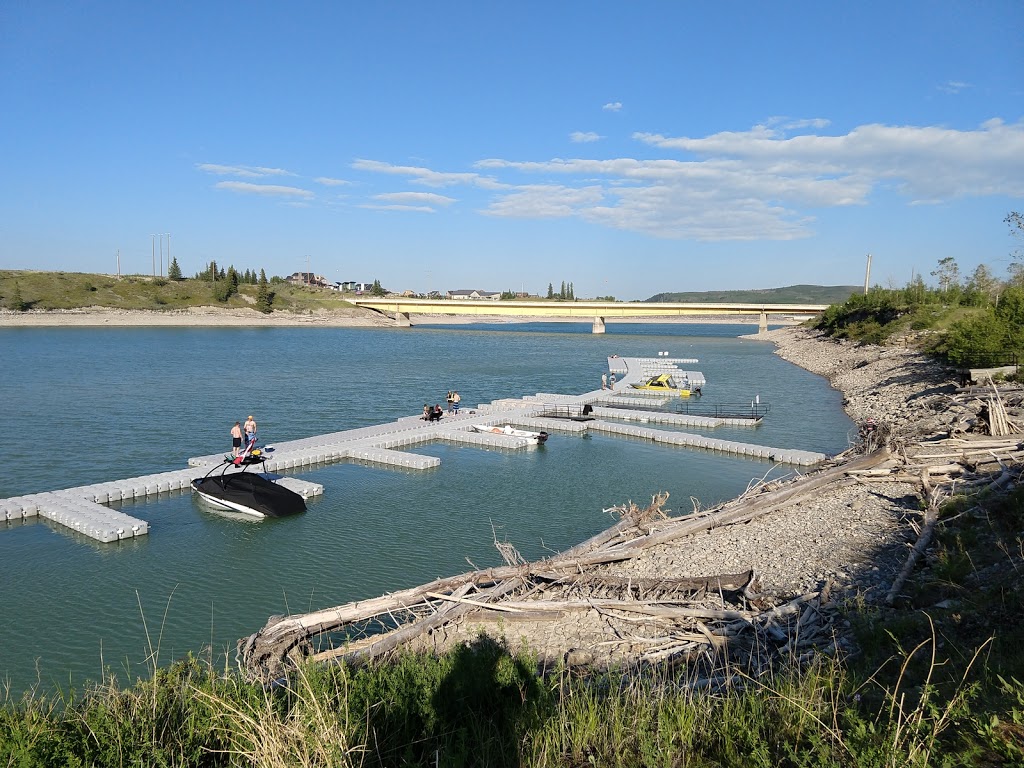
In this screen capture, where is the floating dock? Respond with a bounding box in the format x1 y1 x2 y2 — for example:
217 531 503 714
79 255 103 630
1 357 829 544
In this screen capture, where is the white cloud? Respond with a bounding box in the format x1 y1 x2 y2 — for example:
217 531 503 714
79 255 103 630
198 163 294 178
352 159 483 188
360 203 438 213
603 102 622 112
570 131 601 143
214 181 314 199
938 80 971 94
315 176 350 186
373 192 456 207
199 118 1024 243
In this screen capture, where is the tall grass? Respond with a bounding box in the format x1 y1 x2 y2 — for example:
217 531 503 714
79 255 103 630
3 627 1023 766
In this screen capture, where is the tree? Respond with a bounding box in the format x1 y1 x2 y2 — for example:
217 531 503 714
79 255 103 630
370 279 387 297
500 289 517 300
931 257 961 293
547 283 554 299
1007 212 1024 274
167 257 182 280
256 269 273 313
965 264 1000 307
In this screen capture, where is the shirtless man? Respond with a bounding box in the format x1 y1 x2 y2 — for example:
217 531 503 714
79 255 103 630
243 415 257 445
230 421 243 456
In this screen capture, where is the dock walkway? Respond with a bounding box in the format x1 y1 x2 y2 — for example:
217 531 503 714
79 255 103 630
1 357 828 544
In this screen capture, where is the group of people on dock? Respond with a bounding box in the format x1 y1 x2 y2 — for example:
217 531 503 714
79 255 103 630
421 391 461 422
230 415 258 456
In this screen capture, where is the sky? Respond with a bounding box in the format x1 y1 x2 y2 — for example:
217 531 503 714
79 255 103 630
1 1 1022 301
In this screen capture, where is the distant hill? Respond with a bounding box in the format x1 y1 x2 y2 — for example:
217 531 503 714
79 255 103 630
645 285 860 304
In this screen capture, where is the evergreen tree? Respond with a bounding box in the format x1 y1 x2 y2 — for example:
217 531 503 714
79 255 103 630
167 257 182 281
568 282 575 300
560 281 566 299
227 266 239 289
547 283 554 299
370 279 387 297
256 269 273 313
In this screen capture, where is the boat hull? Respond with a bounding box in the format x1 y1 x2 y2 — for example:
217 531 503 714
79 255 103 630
191 473 306 518
471 424 549 444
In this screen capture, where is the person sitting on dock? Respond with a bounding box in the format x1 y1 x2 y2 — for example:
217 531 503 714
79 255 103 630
429 404 443 421
422 403 431 420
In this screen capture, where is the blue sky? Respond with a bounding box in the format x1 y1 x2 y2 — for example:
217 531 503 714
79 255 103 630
1 1 1022 300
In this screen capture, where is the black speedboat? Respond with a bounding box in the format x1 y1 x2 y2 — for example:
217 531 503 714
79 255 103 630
191 461 306 518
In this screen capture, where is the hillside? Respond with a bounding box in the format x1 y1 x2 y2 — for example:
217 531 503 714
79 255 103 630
646 284 859 304
0 269 358 313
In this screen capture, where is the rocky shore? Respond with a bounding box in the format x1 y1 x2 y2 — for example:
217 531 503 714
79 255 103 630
617 326 957 601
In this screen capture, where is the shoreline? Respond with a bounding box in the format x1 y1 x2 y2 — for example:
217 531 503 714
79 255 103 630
0 307 803 328
243 326 963 674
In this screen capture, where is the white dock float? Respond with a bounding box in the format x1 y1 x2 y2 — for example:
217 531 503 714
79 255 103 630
346 447 441 469
587 422 826 466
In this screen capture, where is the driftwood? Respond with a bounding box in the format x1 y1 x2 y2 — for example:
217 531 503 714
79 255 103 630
238 453 891 682
236 414 1024 683
885 493 941 605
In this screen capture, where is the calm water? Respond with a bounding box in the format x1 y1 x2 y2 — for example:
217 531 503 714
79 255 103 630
0 322 853 694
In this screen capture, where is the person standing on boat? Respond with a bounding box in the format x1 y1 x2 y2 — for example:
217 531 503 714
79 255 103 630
244 415 257 446
230 421 243 457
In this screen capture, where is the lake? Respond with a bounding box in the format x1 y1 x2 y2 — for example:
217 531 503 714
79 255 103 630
0 321 852 694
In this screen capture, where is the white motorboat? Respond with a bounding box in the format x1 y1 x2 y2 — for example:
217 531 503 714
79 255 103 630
471 424 549 445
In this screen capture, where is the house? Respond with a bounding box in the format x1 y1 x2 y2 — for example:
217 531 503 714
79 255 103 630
447 289 501 300
337 281 373 293
286 272 330 287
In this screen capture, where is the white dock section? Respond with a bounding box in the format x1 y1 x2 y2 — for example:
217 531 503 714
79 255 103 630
0 466 323 543
587 422 826 466
2 356 829 544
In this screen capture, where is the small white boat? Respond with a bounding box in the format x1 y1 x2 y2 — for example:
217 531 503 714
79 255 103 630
471 424 549 445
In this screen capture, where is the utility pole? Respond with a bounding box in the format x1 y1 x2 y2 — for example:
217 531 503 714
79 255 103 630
151 234 156 276
116 249 121 279
160 233 170 277
864 253 872 294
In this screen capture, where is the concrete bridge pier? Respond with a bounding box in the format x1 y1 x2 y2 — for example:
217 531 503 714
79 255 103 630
758 311 768 333
395 310 411 328
592 316 606 334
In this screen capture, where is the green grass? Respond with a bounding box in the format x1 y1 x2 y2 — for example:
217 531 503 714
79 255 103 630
4 623 1024 767
0 270 358 314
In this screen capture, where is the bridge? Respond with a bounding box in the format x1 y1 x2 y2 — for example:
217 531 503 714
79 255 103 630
348 297 828 334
